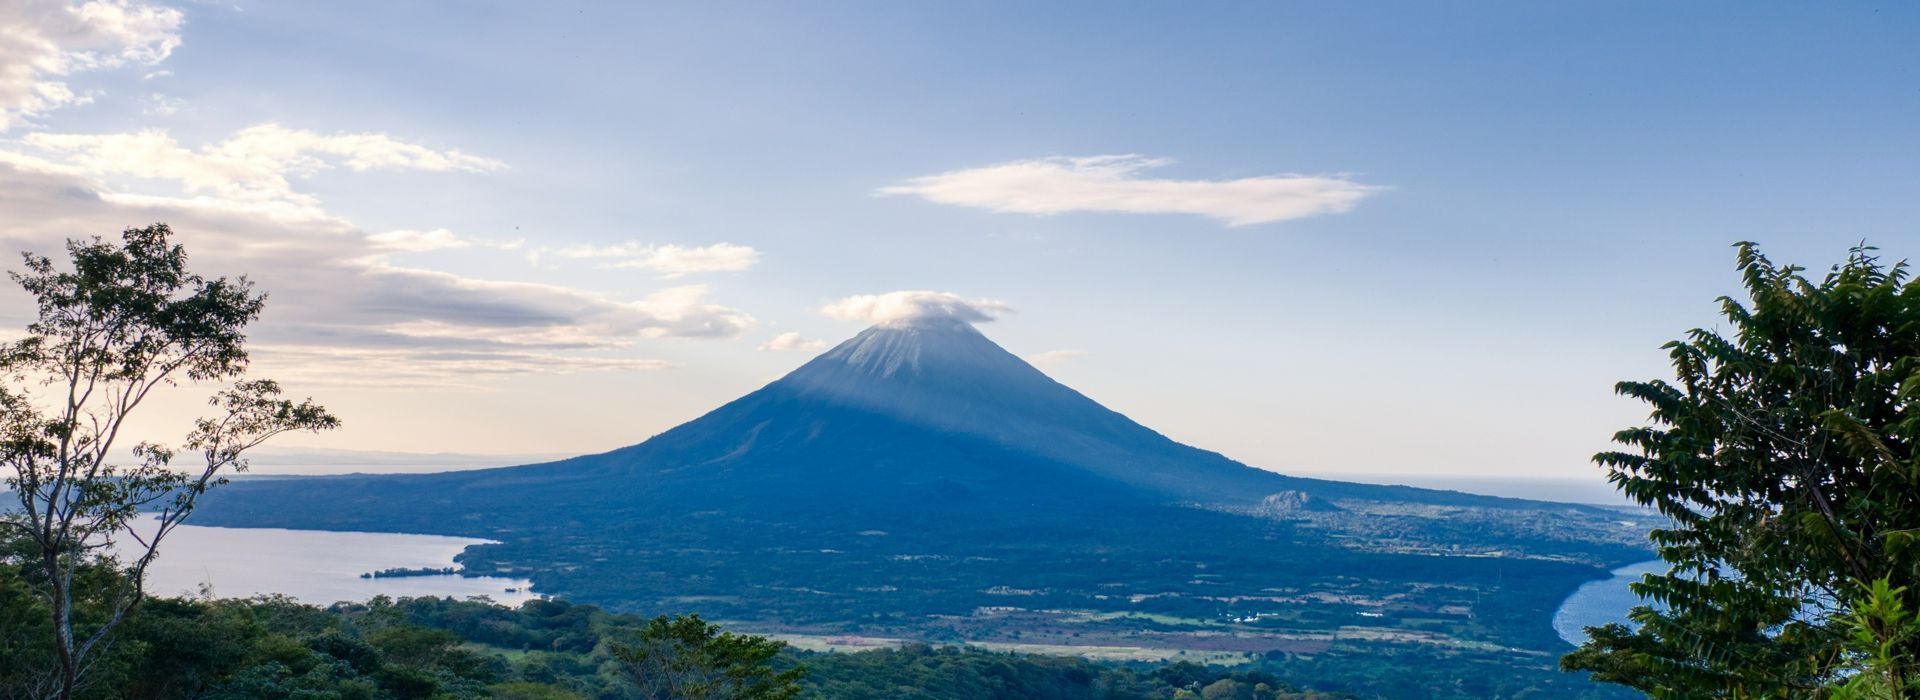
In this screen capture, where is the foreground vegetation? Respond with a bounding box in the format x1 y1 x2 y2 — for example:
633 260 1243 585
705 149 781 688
0 226 337 700
1563 242 1920 696
0 580 1630 699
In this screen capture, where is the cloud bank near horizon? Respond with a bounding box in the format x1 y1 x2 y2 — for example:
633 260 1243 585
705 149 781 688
820 291 1012 326
877 154 1383 226
0 160 758 387
0 2 766 389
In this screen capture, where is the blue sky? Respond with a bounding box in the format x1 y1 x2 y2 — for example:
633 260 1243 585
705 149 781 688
0 1 1914 480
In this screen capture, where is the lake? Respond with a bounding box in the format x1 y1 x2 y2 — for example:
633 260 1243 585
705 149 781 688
1553 558 1666 645
116 517 540 607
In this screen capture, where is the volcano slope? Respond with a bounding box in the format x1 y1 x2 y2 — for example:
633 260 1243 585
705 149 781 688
197 318 1655 677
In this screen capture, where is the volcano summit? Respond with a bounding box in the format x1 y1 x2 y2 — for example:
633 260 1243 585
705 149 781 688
198 314 1654 670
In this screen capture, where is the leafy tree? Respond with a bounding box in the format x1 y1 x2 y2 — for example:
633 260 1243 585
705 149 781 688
0 224 338 700
1202 678 1254 700
1831 578 1920 699
1563 242 1920 696
488 682 587 700
609 614 804 700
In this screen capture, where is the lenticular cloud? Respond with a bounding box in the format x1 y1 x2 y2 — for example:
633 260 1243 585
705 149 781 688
877 154 1383 226
820 291 1012 326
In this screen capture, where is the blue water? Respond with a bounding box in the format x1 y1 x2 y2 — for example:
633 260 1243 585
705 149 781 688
1553 558 1666 645
114 516 540 606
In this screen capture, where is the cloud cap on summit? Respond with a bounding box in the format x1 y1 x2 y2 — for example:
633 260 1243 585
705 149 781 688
820 291 1012 327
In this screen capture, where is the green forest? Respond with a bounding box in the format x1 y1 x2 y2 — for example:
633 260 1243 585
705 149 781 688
0 570 1623 700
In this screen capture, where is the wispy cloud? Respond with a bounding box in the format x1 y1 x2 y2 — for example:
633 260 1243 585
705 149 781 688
0 0 183 130
368 228 523 254
759 331 827 352
1025 349 1088 366
250 345 678 390
140 92 180 116
821 291 1011 326
5 124 503 224
532 241 759 277
368 228 469 253
878 155 1383 226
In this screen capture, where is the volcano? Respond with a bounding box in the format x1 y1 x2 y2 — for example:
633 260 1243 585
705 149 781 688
196 316 1654 655
208 316 1532 523
604 316 1524 509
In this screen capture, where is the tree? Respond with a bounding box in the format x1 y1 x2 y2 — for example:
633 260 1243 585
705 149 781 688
0 224 337 700
1831 578 1920 699
488 682 586 700
609 614 804 700
1201 678 1253 700
1563 242 1920 696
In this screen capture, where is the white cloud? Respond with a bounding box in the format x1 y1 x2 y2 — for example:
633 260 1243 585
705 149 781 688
759 331 827 353
368 228 468 252
366 228 523 255
0 155 756 386
140 91 178 115
820 291 1012 326
877 154 1383 226
536 241 759 277
0 0 184 131
9 124 504 223
1025 349 1088 366
0 10 754 390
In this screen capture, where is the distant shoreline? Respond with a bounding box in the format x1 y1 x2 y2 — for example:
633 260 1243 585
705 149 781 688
223 454 1635 507
1281 472 1634 507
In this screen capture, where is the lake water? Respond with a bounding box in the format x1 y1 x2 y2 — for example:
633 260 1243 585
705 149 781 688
115 517 540 606
1553 558 1666 645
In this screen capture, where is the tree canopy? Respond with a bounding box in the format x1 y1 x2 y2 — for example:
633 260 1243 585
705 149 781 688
1564 242 1920 696
609 614 803 700
0 224 337 700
